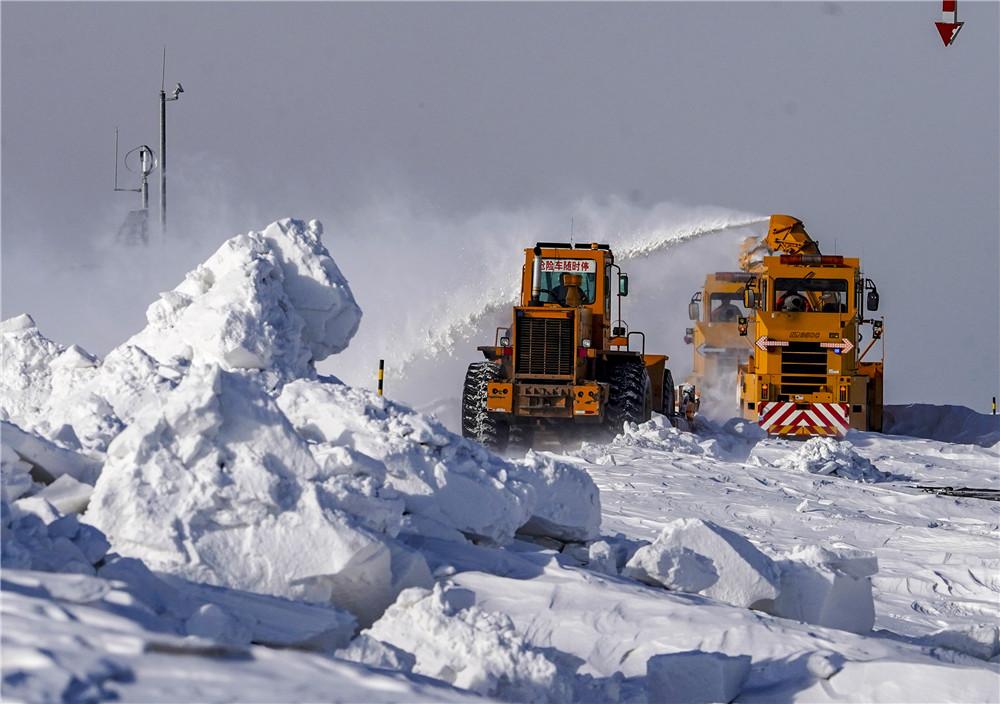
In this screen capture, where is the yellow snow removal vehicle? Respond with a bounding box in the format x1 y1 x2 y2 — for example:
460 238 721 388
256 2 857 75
462 242 680 450
685 271 755 398
737 214 884 437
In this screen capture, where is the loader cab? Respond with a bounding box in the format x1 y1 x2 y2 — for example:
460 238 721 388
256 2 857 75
520 243 612 314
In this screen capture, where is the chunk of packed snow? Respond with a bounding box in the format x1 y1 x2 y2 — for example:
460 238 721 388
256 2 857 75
771 545 877 634
123 218 360 383
623 518 779 609
1 421 101 486
774 437 890 482
277 378 532 544
335 634 417 673
33 474 93 515
511 451 601 542
616 415 712 455
645 650 751 704
2 499 109 575
1 440 34 502
86 364 411 625
916 624 1000 661
366 583 572 702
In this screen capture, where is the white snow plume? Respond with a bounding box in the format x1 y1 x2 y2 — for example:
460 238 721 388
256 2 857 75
774 437 891 483
366 583 574 703
125 217 361 384
325 197 766 423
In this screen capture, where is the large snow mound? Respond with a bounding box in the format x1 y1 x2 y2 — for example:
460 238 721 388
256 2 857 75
85 364 428 626
125 218 361 382
884 403 1000 448
774 437 891 482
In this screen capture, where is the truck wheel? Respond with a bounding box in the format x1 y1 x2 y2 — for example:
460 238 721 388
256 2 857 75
662 368 676 418
461 362 509 451
605 361 652 434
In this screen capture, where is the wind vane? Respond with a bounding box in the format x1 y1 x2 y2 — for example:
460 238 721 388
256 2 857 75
934 0 963 47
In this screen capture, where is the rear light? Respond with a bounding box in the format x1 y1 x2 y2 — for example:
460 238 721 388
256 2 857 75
839 385 848 403
577 347 588 358
581 338 592 348
761 383 769 399
499 336 510 347
779 255 845 266
501 347 513 357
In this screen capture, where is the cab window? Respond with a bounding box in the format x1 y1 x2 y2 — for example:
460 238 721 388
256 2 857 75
774 278 848 313
708 293 746 322
538 265 597 305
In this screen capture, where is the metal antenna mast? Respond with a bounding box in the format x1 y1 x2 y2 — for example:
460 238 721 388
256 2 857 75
159 47 183 237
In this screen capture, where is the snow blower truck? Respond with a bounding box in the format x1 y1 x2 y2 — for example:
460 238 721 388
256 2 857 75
684 271 755 405
462 242 682 450
736 214 884 437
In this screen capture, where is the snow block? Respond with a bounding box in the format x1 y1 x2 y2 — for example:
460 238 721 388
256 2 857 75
33 474 93 515
511 451 601 542
86 365 406 625
770 545 877 635
917 624 1000 661
1 421 101 486
623 518 779 609
336 634 417 673
277 378 532 545
124 217 360 383
367 583 572 702
645 650 751 704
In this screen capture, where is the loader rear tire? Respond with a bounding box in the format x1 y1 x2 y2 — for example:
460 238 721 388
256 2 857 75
662 368 676 418
461 362 509 452
605 360 652 435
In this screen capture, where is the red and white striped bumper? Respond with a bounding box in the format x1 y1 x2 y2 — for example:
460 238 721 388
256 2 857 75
759 402 850 437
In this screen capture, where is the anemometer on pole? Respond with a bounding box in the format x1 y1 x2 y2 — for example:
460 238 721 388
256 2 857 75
112 47 182 244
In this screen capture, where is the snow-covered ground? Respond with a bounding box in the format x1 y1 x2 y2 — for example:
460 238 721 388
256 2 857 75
3 217 998 703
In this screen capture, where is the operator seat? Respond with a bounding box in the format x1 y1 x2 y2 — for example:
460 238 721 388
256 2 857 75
561 273 584 307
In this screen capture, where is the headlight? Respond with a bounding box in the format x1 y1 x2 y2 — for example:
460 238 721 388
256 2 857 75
581 338 591 348
499 336 510 347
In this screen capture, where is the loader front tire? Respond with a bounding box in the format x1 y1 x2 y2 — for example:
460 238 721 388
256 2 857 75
605 360 652 435
461 362 509 452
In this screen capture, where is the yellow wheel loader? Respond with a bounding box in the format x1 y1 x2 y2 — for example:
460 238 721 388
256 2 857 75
462 242 678 450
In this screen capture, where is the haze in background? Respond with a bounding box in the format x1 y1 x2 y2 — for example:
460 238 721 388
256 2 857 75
3 2 997 413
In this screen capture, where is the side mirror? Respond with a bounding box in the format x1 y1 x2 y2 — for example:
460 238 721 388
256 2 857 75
738 317 748 336
612 326 627 337
743 288 757 309
867 290 880 311
618 273 629 297
688 302 699 321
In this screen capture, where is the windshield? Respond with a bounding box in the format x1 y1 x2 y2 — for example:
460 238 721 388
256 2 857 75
538 266 597 305
774 278 848 313
708 292 747 322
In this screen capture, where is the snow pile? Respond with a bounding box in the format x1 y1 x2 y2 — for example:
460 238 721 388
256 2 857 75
511 451 601 542
125 218 361 383
771 545 878 635
2 421 101 490
774 437 891 482
623 518 780 609
277 378 535 545
615 415 714 455
645 651 751 704
86 364 429 627
366 583 573 703
2 498 109 575
884 404 1000 448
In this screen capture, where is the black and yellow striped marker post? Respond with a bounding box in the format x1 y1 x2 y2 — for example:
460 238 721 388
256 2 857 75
377 359 384 397
993 396 996 416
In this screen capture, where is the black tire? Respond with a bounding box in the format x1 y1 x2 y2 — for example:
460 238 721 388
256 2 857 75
461 362 509 451
605 360 652 434
662 368 676 418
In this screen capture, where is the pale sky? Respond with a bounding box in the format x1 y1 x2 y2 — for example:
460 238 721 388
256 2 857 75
2 2 998 410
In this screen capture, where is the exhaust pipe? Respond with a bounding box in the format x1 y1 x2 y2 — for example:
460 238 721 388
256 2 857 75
530 245 542 305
